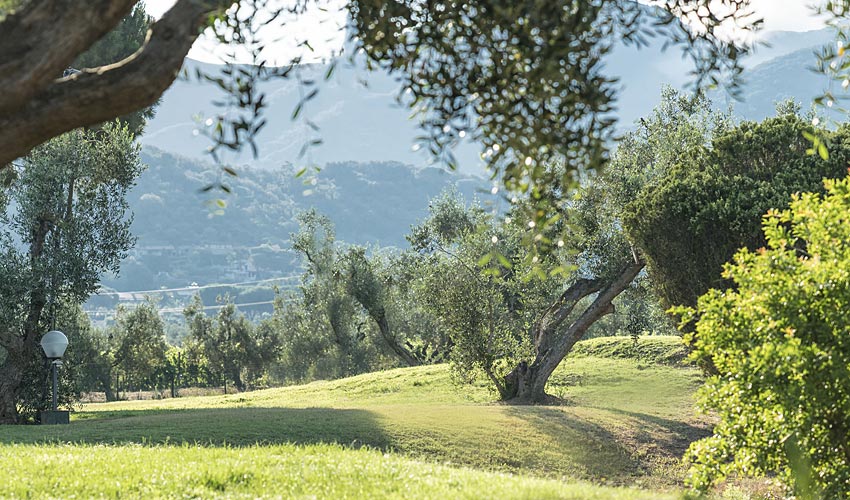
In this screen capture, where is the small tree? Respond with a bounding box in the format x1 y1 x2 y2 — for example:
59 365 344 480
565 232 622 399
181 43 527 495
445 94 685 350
112 299 168 393
681 176 850 497
185 295 280 393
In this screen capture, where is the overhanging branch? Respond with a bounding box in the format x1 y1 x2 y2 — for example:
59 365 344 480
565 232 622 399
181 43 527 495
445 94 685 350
0 0 227 166
0 0 137 115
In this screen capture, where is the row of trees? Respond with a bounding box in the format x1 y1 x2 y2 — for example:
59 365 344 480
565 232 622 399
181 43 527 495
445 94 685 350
60 296 282 402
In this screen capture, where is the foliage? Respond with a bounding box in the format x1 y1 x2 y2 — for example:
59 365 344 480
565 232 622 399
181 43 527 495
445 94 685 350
349 0 757 247
72 3 155 137
626 111 850 310
288 210 374 376
185 295 281 392
0 122 142 422
61 305 115 400
409 192 537 397
681 176 850 497
111 299 168 391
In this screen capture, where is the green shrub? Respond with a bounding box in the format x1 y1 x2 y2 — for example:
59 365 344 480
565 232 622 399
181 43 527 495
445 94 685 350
681 176 850 497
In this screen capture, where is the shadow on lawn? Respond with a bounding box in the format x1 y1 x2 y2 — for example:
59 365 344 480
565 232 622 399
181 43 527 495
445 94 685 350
602 408 712 458
0 407 391 449
502 406 644 483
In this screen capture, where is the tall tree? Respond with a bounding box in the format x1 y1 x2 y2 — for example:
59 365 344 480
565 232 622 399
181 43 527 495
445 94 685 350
0 122 142 423
111 299 168 393
343 247 421 367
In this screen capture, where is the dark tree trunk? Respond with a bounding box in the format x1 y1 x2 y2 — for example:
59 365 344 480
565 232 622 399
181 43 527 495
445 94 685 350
0 216 51 423
504 252 645 403
0 360 24 424
233 371 245 393
375 315 421 367
97 370 116 402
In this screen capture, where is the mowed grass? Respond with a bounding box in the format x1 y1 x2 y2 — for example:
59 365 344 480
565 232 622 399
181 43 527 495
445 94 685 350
0 336 704 499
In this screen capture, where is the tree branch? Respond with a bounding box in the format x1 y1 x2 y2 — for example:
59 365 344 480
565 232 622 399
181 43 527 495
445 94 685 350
533 277 603 349
0 0 137 115
0 0 226 166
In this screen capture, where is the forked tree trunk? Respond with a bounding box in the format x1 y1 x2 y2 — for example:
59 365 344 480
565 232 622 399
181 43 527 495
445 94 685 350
504 253 645 403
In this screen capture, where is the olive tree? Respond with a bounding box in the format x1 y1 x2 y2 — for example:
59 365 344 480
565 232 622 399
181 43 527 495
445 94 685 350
0 123 142 423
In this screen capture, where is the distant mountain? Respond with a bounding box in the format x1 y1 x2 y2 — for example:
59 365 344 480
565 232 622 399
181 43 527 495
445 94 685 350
141 59 488 175
746 29 833 68
101 147 489 292
714 44 844 122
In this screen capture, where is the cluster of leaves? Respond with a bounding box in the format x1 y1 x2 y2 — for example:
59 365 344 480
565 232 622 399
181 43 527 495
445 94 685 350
681 175 850 498
347 0 759 254
626 111 850 310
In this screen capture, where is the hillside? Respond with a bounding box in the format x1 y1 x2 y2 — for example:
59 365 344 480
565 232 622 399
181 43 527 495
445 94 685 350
2 337 719 498
100 146 488 293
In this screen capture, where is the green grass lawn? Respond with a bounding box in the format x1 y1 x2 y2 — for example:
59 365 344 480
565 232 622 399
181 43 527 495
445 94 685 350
0 336 708 499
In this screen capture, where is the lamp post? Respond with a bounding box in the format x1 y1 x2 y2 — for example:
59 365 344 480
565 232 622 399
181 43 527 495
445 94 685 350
39 330 69 425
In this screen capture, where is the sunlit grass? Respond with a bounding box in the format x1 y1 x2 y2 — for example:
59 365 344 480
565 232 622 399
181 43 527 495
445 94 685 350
0 443 677 499
0 336 704 498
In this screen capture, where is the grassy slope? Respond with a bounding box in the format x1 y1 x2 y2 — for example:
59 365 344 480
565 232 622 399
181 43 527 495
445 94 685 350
0 336 703 499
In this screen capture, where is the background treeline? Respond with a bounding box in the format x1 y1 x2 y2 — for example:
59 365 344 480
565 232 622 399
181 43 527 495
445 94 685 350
63 193 677 401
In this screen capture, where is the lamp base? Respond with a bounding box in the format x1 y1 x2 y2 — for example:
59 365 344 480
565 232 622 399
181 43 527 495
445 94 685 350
40 410 69 425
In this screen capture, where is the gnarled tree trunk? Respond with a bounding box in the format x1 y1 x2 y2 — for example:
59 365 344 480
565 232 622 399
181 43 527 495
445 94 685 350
504 252 645 403
0 359 24 424
373 314 421 367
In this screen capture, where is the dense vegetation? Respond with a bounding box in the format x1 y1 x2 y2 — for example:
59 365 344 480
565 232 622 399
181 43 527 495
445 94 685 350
682 177 850 497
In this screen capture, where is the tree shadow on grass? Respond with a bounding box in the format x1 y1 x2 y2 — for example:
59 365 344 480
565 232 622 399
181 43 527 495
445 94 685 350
501 405 645 484
0 407 391 449
601 408 712 459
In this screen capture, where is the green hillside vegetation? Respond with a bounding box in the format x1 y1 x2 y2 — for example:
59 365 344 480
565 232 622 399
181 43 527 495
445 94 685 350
0 337 710 499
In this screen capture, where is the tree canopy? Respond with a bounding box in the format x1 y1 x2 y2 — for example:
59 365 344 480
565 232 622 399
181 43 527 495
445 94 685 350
626 112 850 310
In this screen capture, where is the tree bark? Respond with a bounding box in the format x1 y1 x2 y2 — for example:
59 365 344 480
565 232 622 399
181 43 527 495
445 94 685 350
504 252 645 403
0 336 25 424
0 354 24 424
0 0 228 167
374 314 421 367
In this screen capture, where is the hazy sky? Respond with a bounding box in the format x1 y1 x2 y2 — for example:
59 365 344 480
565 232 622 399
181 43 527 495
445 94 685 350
144 0 829 64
